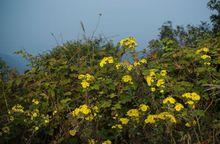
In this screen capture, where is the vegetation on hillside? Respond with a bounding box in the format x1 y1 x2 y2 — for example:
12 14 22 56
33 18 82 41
1 0 220 143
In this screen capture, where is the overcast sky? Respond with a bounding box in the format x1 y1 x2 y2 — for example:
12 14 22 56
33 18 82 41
0 0 211 55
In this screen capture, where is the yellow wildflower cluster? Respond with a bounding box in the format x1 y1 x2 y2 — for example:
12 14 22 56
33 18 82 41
126 109 139 118
174 103 184 111
163 96 184 111
78 74 95 89
88 139 96 144
102 140 112 144
126 64 133 71
195 47 209 54
144 69 167 93
133 58 147 67
111 124 123 129
185 120 197 127
144 114 157 124
182 92 201 101
32 99 39 105
115 63 122 70
119 37 137 50
122 75 133 84
139 104 150 112
201 54 211 60
69 129 77 136
42 115 50 124
34 126 39 131
156 79 165 87
160 70 167 76
11 104 24 113
115 62 134 71
99 56 114 67
29 109 39 120
2 126 10 134
145 112 177 124
119 118 129 125
133 61 141 67
182 92 201 108
72 104 91 116
140 58 147 64
163 96 176 104
72 105 99 122
195 47 211 65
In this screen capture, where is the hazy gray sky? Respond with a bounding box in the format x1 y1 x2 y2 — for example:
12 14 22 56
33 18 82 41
0 0 211 55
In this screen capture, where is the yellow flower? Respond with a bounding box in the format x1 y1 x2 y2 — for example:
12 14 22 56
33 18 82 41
119 37 137 49
156 79 165 87
160 70 167 76
102 140 112 144
185 100 194 105
149 69 156 77
185 122 191 127
53 110 57 115
145 115 157 124
115 63 121 70
108 57 114 63
127 109 139 117
99 57 114 67
9 116 14 121
122 75 132 83
127 65 133 71
85 74 95 81
182 93 191 99
85 116 94 121
133 61 141 67
11 104 24 113
81 80 90 88
78 74 85 79
195 49 202 54
144 76 153 86
191 92 201 101
111 124 123 129
34 126 39 131
32 112 38 118
201 54 211 60
44 118 49 124
151 87 156 92
174 103 184 111
88 139 96 144
100 60 107 67
160 89 164 93
140 58 147 64
204 62 211 65
92 106 99 113
32 99 39 105
156 112 176 123
30 109 39 119
119 118 129 125
157 112 167 120
139 104 150 112
2 126 10 134
183 92 200 101
72 108 80 117
166 114 177 123
80 104 91 115
185 120 196 127
163 96 176 104
69 129 77 136
202 47 209 52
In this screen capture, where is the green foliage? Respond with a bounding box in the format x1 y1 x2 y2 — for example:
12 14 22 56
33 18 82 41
0 33 220 143
1 1 220 143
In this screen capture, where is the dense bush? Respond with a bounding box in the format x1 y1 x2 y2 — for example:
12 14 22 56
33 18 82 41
0 32 220 143
1 1 220 143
